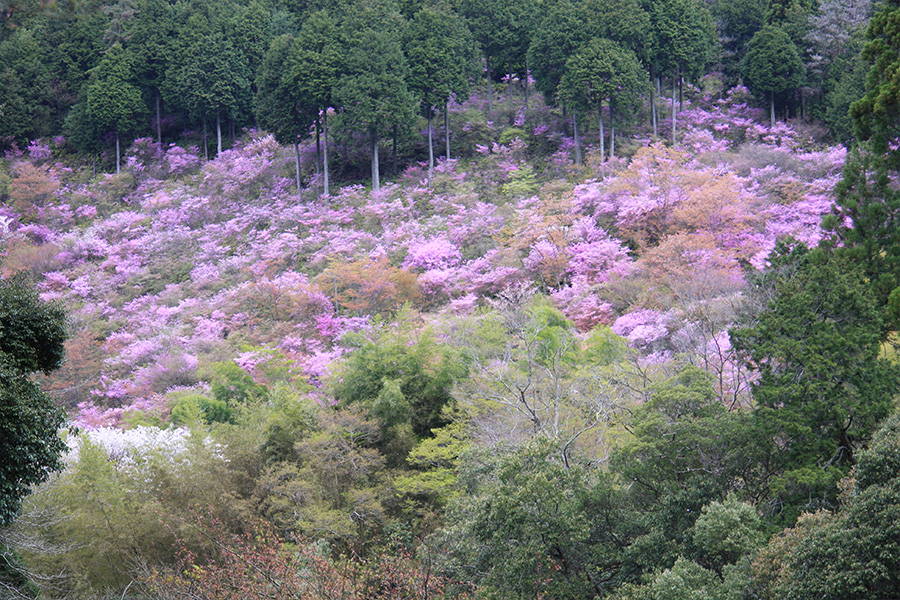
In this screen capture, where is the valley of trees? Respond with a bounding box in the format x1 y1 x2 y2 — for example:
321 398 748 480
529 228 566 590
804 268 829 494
3 0 900 598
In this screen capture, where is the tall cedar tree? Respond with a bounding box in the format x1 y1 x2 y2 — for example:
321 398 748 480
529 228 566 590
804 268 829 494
85 42 147 172
730 243 900 519
332 0 414 192
741 25 805 125
403 3 477 179
559 38 648 160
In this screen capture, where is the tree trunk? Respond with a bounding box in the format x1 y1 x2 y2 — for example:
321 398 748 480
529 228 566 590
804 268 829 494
486 53 493 118
323 112 330 196
445 101 451 160
508 62 514 120
650 66 658 138
371 129 380 191
203 119 209 161
573 111 582 166
155 93 162 146
598 99 605 159
315 117 321 181
115 132 121 175
524 57 530 113
427 109 434 182
770 91 775 127
216 109 222 156
294 141 301 191
610 103 616 158
671 75 677 145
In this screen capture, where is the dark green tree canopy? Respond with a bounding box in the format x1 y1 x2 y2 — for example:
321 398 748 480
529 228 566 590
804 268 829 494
852 0 900 164
0 273 68 525
404 2 477 116
85 42 146 138
649 0 714 78
559 38 648 113
741 24 804 98
731 243 900 518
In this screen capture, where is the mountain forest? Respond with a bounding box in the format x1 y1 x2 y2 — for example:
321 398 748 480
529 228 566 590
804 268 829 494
2 0 900 597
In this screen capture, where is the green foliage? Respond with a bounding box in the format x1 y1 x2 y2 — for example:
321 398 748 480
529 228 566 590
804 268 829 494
559 37 648 115
612 367 767 576
208 361 268 406
332 324 466 462
691 497 766 572
434 437 630 599
170 392 234 425
751 409 900 599
731 243 900 519
14 429 243 598
0 28 53 148
252 407 389 548
0 273 68 525
826 146 900 318
85 42 146 137
741 25 804 101
332 0 414 139
404 2 477 114
851 0 900 160
649 0 715 78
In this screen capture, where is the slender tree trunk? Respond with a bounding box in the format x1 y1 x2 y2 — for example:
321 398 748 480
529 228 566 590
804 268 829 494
203 119 209 161
650 66 658 138
598 99 605 159
524 57 530 113
671 75 677 145
156 93 162 146
486 53 493 118
230 117 235 145
770 91 775 127
371 129 380 191
115 132 120 175
427 109 434 182
610 104 616 158
573 111 582 166
508 62 514 120
323 112 330 196
294 141 301 191
216 109 222 155
315 117 321 181
445 101 451 160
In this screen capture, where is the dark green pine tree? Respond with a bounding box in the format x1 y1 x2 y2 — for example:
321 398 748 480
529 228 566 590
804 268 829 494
741 24 805 125
527 0 587 106
852 0 900 167
822 0 900 328
559 38 648 161
256 34 312 191
649 0 715 142
128 0 177 145
404 2 477 179
332 0 415 192
730 242 900 521
0 29 54 149
164 2 253 158
85 42 147 173
291 9 340 196
456 0 533 119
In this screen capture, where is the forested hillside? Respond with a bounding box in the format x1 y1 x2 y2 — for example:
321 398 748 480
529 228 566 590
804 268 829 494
3 0 900 598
